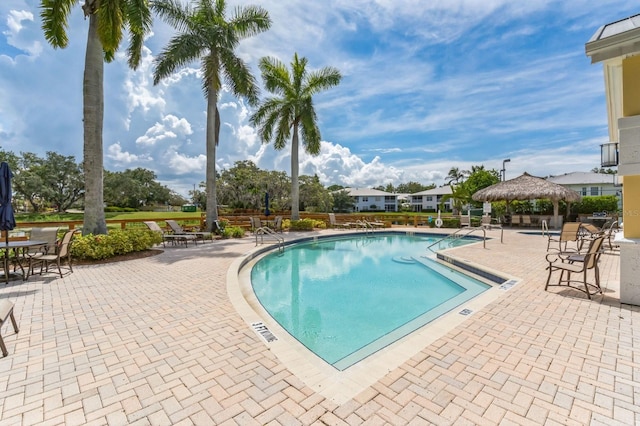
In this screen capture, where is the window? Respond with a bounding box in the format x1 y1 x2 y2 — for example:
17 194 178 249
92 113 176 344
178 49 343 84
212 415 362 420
426 196 433 202
362 197 368 202
590 187 599 196
581 187 587 196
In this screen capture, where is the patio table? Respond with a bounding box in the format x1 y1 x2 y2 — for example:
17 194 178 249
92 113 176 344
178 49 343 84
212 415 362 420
1 240 47 283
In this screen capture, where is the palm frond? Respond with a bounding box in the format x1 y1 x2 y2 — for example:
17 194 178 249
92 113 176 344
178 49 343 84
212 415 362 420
219 49 259 105
40 0 78 48
229 5 271 39
124 0 152 68
258 56 290 97
304 67 342 96
153 33 205 85
150 0 193 31
96 0 124 56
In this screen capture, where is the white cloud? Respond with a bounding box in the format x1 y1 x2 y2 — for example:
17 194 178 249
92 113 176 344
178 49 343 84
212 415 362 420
107 142 152 164
164 149 207 175
3 9 41 57
136 114 192 146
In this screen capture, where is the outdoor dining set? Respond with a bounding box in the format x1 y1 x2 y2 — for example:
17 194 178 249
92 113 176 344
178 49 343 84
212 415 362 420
0 228 77 283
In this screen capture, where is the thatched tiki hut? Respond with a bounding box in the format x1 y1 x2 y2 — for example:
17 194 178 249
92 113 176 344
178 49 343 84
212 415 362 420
472 172 581 228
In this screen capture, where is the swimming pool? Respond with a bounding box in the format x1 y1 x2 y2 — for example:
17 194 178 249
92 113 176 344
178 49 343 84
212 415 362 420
250 233 491 370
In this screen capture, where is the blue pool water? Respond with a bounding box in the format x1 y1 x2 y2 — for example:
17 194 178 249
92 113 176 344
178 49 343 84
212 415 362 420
251 234 490 370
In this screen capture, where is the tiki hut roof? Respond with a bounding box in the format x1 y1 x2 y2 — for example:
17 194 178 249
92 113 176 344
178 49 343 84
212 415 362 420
472 172 581 203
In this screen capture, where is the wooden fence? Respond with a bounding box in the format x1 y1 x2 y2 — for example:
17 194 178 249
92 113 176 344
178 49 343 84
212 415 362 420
6 212 440 236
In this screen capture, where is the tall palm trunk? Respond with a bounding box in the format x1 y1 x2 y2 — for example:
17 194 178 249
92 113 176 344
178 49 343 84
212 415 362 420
82 14 107 235
290 124 300 220
205 86 219 230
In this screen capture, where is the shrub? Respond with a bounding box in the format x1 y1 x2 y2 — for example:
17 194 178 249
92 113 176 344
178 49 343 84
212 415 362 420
289 219 315 231
221 226 246 239
71 229 162 260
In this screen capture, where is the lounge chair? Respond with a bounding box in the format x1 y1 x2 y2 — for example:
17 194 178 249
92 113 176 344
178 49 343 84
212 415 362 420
521 215 532 227
165 220 212 242
459 215 471 227
547 222 582 252
545 236 605 299
27 229 78 279
143 221 197 247
328 213 351 229
511 215 521 227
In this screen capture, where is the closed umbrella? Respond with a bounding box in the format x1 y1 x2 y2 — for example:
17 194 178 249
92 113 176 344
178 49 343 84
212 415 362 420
0 162 17 283
264 192 270 217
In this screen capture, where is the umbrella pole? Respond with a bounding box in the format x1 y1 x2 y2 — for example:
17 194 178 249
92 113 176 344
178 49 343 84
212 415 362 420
3 231 8 284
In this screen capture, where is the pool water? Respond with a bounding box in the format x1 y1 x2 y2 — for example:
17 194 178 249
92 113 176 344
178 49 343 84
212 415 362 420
251 234 490 370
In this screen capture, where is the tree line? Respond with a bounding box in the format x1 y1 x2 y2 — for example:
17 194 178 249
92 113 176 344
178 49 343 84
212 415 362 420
0 149 186 212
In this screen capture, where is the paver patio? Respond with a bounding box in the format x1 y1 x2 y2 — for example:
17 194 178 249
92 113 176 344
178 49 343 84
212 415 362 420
0 227 635 425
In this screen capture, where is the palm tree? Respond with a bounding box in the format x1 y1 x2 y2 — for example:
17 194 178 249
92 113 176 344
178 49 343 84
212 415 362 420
151 0 270 231
250 53 341 220
445 167 465 185
40 0 152 235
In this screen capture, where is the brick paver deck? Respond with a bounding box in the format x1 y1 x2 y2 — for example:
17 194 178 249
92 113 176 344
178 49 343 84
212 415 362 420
0 227 635 425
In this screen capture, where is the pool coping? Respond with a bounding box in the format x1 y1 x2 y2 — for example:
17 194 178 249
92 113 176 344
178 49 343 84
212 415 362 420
226 230 521 404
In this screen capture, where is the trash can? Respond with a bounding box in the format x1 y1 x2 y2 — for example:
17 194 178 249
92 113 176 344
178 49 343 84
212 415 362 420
181 204 196 212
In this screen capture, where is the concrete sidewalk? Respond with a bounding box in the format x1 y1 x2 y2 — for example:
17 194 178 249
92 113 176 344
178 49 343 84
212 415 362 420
0 227 635 425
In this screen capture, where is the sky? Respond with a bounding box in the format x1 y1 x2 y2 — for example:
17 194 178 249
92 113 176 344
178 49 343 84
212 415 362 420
0 1 637 197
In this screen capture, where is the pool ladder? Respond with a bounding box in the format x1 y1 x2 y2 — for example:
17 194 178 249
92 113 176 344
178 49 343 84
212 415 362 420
255 226 284 252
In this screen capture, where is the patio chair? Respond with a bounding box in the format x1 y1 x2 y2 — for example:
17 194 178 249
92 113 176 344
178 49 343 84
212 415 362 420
547 222 582 252
459 215 471 227
545 235 605 299
27 229 78 279
143 221 197 247
165 220 212 242
0 300 19 357
250 217 263 234
26 227 59 257
271 216 283 233
602 220 620 251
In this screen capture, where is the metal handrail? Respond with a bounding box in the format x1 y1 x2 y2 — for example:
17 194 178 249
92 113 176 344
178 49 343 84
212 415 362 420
255 226 284 252
427 226 487 252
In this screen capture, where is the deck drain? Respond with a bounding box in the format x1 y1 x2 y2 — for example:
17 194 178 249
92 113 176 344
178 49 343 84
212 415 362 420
252 322 278 343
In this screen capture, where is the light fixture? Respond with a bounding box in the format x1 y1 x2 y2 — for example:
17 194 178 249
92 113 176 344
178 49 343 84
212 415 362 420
600 142 618 167
501 158 511 181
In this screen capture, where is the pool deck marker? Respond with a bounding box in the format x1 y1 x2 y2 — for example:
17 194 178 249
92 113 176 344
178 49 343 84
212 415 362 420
251 322 278 343
499 279 519 291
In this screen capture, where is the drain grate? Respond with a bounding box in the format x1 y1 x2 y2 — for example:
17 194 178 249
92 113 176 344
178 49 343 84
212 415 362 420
251 322 278 343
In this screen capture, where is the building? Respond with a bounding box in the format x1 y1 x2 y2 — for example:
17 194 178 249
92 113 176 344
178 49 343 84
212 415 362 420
409 186 453 212
342 188 398 212
547 171 619 197
585 14 640 306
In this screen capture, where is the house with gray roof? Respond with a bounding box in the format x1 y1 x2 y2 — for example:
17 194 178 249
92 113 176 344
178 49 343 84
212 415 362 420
547 172 619 197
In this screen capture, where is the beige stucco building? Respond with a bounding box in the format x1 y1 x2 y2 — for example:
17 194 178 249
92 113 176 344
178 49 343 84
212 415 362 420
586 14 640 305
